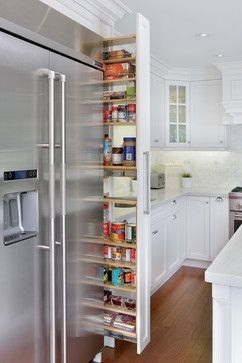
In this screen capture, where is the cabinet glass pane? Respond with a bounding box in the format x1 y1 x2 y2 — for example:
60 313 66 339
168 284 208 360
178 125 186 143
170 125 177 143
170 105 177 123
178 86 186 104
169 85 177 103
178 105 186 123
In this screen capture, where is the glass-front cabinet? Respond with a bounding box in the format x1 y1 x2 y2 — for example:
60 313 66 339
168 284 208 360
166 81 190 147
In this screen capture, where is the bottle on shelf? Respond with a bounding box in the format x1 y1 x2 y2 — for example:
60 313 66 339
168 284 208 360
103 134 112 166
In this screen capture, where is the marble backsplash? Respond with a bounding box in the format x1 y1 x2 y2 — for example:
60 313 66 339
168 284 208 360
151 150 242 190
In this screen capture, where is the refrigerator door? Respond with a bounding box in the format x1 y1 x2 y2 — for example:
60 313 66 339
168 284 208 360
50 53 104 363
0 31 50 363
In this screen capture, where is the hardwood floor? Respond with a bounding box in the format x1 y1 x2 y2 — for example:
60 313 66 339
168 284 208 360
102 267 212 363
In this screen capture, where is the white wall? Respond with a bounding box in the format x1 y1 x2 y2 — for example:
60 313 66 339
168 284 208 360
151 148 242 189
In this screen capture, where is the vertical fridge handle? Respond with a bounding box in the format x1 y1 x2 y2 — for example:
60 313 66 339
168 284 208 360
58 73 67 363
143 151 150 215
48 70 56 363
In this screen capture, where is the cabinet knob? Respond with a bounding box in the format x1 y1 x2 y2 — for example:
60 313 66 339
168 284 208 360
172 200 177 205
220 140 224 144
216 197 223 202
152 229 158 235
172 214 177 220
154 138 159 143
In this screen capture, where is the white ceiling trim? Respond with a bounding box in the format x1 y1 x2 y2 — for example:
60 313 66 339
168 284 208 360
40 0 132 36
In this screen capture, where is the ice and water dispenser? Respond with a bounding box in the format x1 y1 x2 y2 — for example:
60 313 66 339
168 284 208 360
2 169 38 245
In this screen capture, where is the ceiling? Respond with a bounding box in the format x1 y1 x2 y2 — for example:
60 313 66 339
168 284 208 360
117 0 242 67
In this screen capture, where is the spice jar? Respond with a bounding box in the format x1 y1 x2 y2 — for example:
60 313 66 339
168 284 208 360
112 147 123 166
118 105 127 122
112 105 118 121
123 137 136 166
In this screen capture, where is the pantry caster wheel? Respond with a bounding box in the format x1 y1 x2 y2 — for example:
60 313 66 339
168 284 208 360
93 351 102 363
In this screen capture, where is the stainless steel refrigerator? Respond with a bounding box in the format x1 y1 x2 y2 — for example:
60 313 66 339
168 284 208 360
0 15 104 363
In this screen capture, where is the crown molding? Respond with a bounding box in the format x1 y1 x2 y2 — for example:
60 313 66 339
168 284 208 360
40 0 132 37
216 61 242 76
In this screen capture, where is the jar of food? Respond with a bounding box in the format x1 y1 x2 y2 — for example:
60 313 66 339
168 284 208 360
127 104 136 121
112 147 123 166
123 137 136 166
118 105 127 122
111 105 118 121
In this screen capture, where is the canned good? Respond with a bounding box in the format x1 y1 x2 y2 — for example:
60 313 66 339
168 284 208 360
125 223 136 243
122 248 131 262
104 245 112 259
111 223 125 241
112 268 124 286
118 105 127 121
131 272 136 287
112 246 122 261
131 249 136 263
123 268 131 285
103 222 110 238
127 104 136 121
123 137 136 166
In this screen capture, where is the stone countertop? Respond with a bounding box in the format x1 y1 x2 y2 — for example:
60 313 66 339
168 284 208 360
205 226 242 288
151 186 230 209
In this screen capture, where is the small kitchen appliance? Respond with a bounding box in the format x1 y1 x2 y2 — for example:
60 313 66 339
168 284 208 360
150 173 165 189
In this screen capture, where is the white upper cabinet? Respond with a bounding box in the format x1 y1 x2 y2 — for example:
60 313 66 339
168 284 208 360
150 73 164 148
165 81 190 147
190 80 226 148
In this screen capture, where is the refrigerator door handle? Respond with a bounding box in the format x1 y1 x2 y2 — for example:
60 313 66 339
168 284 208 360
56 72 67 363
48 69 56 363
143 151 150 215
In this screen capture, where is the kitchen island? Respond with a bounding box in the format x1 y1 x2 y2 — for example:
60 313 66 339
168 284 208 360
205 225 242 363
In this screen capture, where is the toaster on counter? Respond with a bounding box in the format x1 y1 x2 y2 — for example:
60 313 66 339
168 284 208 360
151 173 165 189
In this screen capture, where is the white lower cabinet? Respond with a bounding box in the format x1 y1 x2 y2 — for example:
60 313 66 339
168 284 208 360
187 196 210 261
150 197 186 293
209 196 229 260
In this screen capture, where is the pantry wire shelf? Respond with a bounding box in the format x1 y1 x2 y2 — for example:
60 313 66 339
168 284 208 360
80 256 136 270
80 278 136 293
81 236 137 249
81 299 136 317
103 97 136 104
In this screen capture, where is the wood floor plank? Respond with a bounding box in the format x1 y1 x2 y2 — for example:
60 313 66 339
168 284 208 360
102 266 212 363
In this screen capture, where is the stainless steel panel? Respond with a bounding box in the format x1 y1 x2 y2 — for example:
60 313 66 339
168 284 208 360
0 31 49 363
0 0 103 64
50 53 104 363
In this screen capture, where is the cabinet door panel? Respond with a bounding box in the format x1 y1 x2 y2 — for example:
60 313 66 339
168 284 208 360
166 213 180 273
187 196 210 261
150 73 164 148
191 80 225 148
151 218 165 291
210 196 229 260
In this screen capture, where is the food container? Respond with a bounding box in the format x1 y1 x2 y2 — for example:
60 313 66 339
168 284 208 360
125 223 136 243
127 104 136 121
122 248 131 262
104 290 112 303
118 105 127 121
124 298 136 310
103 134 112 166
112 147 123 166
131 272 136 287
110 91 126 100
123 268 131 285
123 137 136 166
127 81 136 98
103 109 112 122
111 222 125 242
131 249 136 263
104 63 135 80
103 50 132 60
111 295 122 307
112 246 122 261
111 105 118 121
112 268 124 286
104 245 112 259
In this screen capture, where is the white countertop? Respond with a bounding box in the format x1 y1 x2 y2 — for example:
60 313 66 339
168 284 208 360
151 186 230 209
205 226 242 288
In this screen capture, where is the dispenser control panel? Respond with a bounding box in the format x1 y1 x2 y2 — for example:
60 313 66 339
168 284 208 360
3 169 37 181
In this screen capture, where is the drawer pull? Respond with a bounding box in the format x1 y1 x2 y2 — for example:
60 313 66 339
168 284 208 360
172 215 177 220
152 230 158 235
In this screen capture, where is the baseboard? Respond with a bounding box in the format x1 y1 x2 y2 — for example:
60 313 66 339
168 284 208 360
182 259 211 269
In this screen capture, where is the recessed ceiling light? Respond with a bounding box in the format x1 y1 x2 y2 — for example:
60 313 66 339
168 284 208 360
197 33 210 38
216 54 223 58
